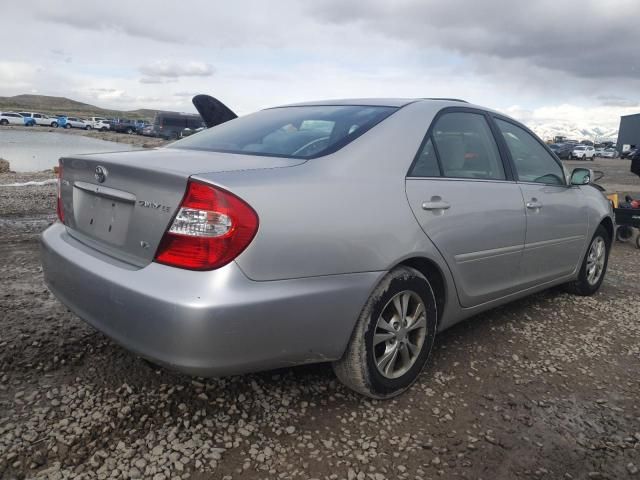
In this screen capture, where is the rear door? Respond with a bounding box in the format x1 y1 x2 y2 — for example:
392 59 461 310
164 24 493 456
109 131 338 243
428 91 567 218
493 117 587 285
405 109 527 307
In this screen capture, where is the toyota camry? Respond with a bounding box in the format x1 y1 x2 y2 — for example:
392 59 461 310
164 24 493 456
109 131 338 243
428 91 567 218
41 98 613 398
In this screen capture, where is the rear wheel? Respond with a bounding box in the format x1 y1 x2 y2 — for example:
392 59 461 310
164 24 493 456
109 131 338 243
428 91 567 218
0 119 8 126
565 225 610 296
51 121 58 128
333 266 438 399
85 125 92 130
64 123 71 129
125 127 134 134
617 225 633 242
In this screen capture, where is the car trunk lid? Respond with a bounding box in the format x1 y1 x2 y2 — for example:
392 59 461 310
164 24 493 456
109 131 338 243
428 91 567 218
59 148 305 267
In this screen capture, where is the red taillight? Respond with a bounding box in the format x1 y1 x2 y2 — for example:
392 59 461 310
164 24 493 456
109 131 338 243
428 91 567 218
56 160 64 223
154 180 259 270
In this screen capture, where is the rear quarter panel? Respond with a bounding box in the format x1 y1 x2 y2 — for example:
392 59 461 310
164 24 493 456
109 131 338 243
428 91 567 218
193 101 450 281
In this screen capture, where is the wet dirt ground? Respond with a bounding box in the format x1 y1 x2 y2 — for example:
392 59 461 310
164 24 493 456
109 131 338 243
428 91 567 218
0 161 639 479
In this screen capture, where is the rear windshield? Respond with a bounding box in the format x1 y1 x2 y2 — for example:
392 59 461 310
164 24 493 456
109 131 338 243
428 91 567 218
168 105 398 158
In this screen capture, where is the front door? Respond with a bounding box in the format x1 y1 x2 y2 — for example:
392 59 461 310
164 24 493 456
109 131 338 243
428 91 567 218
494 118 588 285
405 110 526 308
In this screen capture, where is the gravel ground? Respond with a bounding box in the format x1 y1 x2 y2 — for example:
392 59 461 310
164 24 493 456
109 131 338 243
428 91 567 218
1 162 639 480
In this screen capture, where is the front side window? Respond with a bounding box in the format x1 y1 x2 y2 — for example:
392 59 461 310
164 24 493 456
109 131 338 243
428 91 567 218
496 119 565 185
428 112 505 180
170 105 397 159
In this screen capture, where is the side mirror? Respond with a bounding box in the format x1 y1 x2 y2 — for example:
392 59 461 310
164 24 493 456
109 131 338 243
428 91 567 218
570 168 592 185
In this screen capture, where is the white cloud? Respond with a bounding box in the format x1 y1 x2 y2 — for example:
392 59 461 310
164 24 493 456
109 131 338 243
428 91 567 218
139 60 215 79
0 0 637 139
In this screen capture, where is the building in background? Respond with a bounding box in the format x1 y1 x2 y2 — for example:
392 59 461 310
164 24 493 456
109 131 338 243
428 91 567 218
617 113 640 154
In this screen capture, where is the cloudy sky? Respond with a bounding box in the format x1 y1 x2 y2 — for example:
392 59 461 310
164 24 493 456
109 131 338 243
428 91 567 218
2 1 639 136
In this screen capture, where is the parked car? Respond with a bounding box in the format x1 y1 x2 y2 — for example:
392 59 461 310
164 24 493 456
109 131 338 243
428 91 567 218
549 143 573 159
594 147 605 157
54 115 68 129
149 112 205 139
64 117 90 129
135 121 148 135
140 124 154 136
622 147 638 159
17 112 59 127
42 98 614 398
109 119 139 134
0 112 29 126
180 126 205 137
86 117 111 131
600 148 618 159
569 144 595 160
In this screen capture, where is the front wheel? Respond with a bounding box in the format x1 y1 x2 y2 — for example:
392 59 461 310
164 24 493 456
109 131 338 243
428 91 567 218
0 119 8 126
565 225 610 296
64 124 71 129
85 125 92 130
333 266 438 399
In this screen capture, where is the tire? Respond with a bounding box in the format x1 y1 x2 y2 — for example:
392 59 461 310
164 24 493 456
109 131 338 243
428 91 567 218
125 127 133 134
51 121 58 128
582 155 586 160
64 124 71 129
332 266 438 399
616 225 633 242
0 119 8 126
565 225 610 296
85 125 92 130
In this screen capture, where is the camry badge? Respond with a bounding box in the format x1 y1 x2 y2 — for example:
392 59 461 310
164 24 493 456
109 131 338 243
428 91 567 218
94 166 107 183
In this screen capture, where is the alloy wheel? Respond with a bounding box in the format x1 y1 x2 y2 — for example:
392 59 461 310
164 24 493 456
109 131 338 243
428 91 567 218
373 291 427 379
586 237 606 285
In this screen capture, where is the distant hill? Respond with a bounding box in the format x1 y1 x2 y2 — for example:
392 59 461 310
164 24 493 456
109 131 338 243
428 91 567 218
0 94 163 121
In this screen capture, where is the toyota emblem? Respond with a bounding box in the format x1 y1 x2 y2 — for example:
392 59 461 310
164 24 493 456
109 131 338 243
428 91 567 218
94 166 107 183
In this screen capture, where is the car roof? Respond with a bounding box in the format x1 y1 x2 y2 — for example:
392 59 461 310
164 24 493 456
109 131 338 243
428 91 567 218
277 98 470 108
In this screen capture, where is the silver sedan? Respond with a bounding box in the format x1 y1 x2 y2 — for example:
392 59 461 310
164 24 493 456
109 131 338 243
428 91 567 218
41 98 613 398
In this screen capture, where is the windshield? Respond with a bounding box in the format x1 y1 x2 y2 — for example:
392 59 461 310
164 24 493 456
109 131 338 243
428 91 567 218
574 146 585 150
169 105 398 158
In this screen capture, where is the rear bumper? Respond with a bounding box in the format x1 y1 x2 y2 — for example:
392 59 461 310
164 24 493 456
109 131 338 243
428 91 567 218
41 223 379 376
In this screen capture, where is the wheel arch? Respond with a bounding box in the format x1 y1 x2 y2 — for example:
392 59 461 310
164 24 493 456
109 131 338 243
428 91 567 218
600 216 614 242
396 256 447 325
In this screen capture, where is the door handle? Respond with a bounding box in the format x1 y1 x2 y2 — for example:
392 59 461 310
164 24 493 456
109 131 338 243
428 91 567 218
526 200 543 209
422 200 451 210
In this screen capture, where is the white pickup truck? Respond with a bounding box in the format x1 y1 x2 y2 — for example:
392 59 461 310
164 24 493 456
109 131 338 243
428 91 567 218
17 112 60 127
86 117 111 131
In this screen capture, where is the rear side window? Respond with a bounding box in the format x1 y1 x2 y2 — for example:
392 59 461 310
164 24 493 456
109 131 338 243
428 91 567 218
417 112 505 180
411 138 441 177
495 119 565 185
170 105 398 159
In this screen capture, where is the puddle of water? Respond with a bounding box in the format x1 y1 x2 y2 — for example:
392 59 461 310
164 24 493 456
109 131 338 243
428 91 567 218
0 130 139 172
